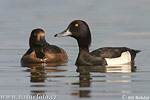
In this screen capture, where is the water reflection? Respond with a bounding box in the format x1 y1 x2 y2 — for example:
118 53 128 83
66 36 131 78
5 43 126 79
75 64 136 98
22 62 67 82
21 62 136 98
21 62 67 96
31 90 46 98
77 67 91 98
77 64 136 73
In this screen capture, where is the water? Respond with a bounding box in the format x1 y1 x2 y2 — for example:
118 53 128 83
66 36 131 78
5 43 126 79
0 0 150 100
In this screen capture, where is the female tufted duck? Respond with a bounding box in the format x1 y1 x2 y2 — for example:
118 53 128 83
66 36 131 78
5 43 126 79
54 20 140 66
21 28 68 64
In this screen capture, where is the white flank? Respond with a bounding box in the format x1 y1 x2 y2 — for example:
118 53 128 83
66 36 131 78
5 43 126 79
105 51 131 66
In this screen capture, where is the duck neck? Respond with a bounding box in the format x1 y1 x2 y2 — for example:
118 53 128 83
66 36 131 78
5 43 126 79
29 38 47 49
77 39 90 53
79 47 89 53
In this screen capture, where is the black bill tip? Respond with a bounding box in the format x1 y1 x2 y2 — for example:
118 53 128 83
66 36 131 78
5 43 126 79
54 34 57 37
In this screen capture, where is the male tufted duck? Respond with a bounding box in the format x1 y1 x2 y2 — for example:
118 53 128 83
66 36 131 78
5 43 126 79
21 28 68 64
54 20 140 66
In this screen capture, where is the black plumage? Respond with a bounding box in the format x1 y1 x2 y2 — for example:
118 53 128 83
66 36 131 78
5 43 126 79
55 20 140 66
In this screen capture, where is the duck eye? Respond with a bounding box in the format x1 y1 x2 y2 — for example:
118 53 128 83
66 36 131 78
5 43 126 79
75 24 79 27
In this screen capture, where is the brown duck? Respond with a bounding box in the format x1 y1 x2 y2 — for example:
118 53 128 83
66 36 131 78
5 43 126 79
21 28 68 64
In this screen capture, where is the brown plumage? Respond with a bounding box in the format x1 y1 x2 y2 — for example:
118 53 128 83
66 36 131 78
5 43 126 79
21 28 68 64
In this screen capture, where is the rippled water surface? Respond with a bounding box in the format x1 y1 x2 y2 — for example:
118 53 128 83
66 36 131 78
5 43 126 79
0 0 150 100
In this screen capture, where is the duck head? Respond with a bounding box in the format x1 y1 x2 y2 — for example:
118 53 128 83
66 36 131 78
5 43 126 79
29 28 46 49
54 20 91 50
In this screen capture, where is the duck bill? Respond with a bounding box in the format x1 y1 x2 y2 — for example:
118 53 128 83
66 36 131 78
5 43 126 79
54 29 72 37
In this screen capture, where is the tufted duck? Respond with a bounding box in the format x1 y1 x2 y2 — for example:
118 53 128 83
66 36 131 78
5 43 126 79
54 20 140 66
21 28 68 64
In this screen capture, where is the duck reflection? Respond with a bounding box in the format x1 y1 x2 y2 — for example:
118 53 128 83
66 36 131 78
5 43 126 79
104 64 136 73
22 62 67 82
75 64 136 98
29 66 45 82
21 62 67 96
76 66 91 98
77 63 136 73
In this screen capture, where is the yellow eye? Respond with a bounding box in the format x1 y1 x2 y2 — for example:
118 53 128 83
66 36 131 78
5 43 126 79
75 24 79 27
